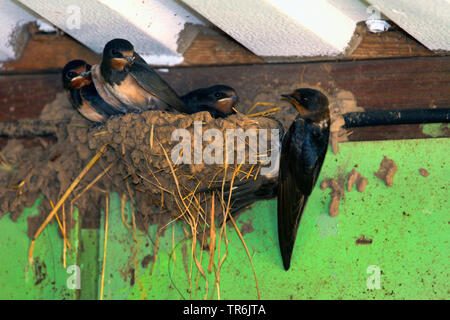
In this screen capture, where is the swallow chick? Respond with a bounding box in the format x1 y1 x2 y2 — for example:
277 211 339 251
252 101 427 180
181 85 239 118
63 60 126 123
277 88 330 270
100 38 189 113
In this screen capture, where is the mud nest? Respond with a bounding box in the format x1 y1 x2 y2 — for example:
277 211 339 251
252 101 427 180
0 97 281 239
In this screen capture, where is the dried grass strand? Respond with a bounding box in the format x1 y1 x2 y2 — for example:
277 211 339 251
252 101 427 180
100 194 109 300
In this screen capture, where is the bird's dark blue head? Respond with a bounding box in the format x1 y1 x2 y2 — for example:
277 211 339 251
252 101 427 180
281 88 329 119
102 38 136 72
62 60 92 89
184 85 239 117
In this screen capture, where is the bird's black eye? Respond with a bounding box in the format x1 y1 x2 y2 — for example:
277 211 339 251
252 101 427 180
111 49 121 57
214 92 224 99
67 71 78 79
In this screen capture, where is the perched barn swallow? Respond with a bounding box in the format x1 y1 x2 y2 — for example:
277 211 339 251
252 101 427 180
62 60 126 122
100 38 190 113
181 85 239 118
277 88 330 270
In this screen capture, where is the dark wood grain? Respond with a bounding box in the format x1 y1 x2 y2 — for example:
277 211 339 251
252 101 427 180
162 56 450 108
0 74 62 121
0 56 448 141
349 24 435 59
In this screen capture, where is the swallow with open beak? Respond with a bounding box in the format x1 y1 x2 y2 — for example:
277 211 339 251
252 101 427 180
100 38 190 113
277 88 330 270
181 85 239 118
62 60 126 122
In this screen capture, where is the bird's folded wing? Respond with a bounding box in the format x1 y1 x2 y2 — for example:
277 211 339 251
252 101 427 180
130 54 190 113
81 83 125 117
277 119 328 269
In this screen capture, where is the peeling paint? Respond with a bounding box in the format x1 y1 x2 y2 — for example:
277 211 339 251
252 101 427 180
329 89 364 154
315 213 339 238
421 123 449 138
36 19 57 33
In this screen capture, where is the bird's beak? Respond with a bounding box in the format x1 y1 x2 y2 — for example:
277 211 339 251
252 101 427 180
231 95 239 113
71 75 84 82
124 56 135 64
219 94 239 104
281 93 308 115
217 95 240 110
281 94 292 101
70 75 90 89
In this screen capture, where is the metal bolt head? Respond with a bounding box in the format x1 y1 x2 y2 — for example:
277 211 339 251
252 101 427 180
365 19 390 33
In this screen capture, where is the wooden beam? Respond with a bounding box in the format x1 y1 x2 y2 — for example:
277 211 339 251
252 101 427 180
0 73 62 121
180 33 263 66
349 23 434 59
0 56 448 142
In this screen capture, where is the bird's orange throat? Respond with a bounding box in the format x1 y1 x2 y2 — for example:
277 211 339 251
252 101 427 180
282 97 309 116
110 58 131 71
214 97 236 114
110 50 135 71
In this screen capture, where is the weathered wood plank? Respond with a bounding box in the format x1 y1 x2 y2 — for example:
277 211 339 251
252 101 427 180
0 73 62 121
349 24 435 59
0 56 448 141
162 56 449 106
180 33 263 66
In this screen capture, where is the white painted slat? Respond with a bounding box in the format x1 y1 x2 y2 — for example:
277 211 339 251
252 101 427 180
181 0 369 59
367 0 450 51
16 0 207 65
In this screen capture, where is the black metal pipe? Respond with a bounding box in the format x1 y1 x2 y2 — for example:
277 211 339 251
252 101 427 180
343 108 450 128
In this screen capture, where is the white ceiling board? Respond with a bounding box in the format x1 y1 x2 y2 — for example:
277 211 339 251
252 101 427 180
16 0 207 65
0 0 36 61
367 0 450 51
180 0 370 58
327 0 370 21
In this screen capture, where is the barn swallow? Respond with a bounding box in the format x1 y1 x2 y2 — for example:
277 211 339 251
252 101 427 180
277 88 330 270
181 85 239 118
100 38 190 113
62 60 126 122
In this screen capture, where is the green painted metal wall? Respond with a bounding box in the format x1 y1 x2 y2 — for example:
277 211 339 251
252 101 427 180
1 138 448 299
0 197 80 299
